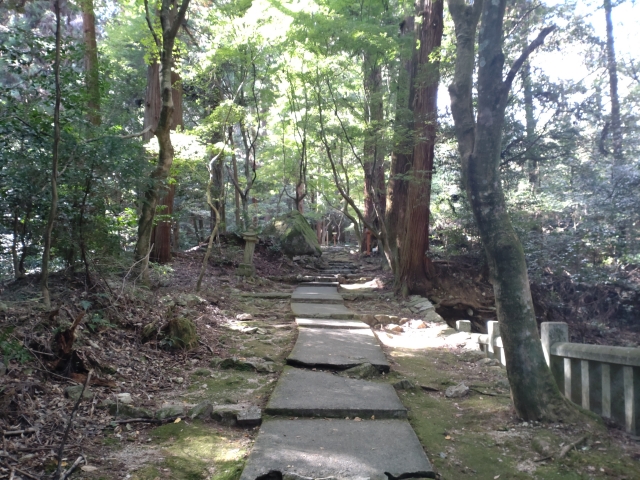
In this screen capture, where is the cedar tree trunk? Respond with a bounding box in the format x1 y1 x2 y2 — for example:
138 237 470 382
397 0 442 295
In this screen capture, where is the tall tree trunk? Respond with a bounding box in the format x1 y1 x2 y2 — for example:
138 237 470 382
41 0 62 308
362 53 386 243
447 0 573 421
135 0 191 281
604 0 623 168
386 15 415 276
80 0 100 126
143 63 161 142
397 1 442 294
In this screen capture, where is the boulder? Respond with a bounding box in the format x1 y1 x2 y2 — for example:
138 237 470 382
65 385 94 401
262 211 322 257
108 404 153 419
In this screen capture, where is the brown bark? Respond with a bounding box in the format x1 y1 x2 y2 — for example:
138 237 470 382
41 0 62 307
150 182 175 263
397 0 443 295
80 0 100 126
135 0 191 281
143 63 161 142
447 0 573 421
386 15 415 275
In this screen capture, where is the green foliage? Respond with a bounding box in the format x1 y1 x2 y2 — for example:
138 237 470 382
0 328 31 364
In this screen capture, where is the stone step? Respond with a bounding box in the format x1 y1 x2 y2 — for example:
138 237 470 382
290 303 354 319
287 328 390 372
266 368 407 419
295 318 370 329
239 419 434 480
291 285 344 304
299 281 339 287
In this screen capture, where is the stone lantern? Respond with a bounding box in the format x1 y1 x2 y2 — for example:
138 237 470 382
236 230 258 276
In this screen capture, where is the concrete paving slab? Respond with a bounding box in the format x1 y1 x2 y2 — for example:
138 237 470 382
295 318 369 329
290 303 354 319
291 290 344 304
265 368 406 418
287 328 389 372
294 285 339 294
239 419 434 480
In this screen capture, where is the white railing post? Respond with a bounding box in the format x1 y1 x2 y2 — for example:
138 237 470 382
540 322 568 366
487 321 499 360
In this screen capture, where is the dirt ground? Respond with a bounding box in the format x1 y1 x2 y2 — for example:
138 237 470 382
0 240 639 479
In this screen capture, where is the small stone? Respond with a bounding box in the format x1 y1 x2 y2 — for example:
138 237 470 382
476 357 500 366
236 313 253 321
116 393 133 404
236 406 262 427
0 362 6 376
466 308 474 317
445 382 469 398
385 324 404 333
174 377 184 384
393 379 416 390
65 385 94 401
81 466 98 472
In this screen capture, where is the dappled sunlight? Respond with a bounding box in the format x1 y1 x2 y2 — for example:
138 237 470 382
375 322 482 351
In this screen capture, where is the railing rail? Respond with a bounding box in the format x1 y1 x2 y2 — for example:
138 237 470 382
456 319 639 435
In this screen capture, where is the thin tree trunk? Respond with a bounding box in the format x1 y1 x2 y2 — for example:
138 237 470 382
397 1 442 295
604 0 623 168
135 0 191 282
80 0 100 126
230 126 242 230
362 53 386 237
522 58 539 188
41 0 62 308
448 0 573 421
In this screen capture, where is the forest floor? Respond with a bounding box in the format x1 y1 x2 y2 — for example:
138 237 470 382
0 237 639 480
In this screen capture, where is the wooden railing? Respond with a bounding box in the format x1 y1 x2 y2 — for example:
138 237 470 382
456 320 640 435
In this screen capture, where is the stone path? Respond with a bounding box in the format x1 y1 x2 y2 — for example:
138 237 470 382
240 258 434 479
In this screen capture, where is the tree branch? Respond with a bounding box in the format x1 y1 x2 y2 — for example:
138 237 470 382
504 25 556 92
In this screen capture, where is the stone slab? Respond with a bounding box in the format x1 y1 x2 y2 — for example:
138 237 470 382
239 419 434 480
291 290 344 304
300 281 339 287
295 318 370 329
266 368 406 418
290 303 354 319
287 328 389 372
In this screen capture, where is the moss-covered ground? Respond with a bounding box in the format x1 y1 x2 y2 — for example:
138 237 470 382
386 344 640 480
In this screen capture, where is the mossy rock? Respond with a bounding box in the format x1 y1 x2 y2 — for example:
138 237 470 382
166 317 198 350
261 210 321 257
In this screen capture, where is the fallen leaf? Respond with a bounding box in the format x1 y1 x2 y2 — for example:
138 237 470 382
81 466 98 472
354 417 362 421
445 435 451 440
494 476 500 479
174 417 181 423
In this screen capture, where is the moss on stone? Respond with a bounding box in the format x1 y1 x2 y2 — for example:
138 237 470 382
262 210 321 257
166 317 198 350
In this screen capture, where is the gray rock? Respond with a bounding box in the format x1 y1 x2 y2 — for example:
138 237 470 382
189 402 213 420
64 385 94 401
444 382 469 398
476 357 501 366
393 379 416 391
261 210 322 257
155 404 186 420
211 405 241 426
115 393 133 404
0 362 6 376
108 404 153 419
236 313 253 321
495 378 511 389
